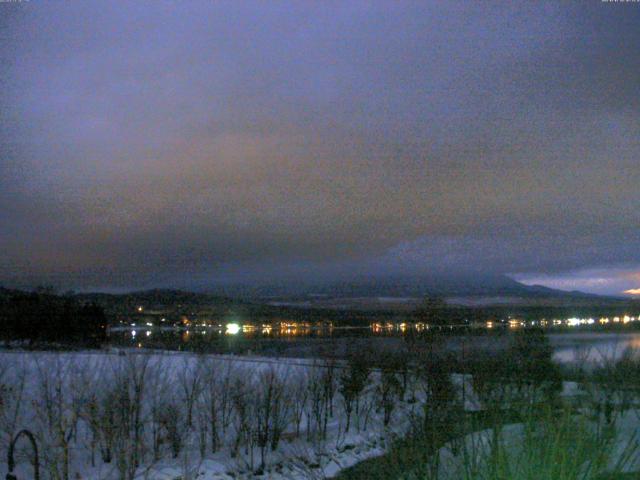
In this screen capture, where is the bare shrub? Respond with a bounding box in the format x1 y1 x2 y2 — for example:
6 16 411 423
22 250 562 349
586 348 640 425
471 329 562 416
418 353 457 433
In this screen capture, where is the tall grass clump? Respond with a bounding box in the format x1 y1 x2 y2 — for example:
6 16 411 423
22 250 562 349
434 331 640 480
433 404 639 480
582 348 640 424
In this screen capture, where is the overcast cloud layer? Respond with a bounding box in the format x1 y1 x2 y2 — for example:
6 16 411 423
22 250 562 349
1 1 639 294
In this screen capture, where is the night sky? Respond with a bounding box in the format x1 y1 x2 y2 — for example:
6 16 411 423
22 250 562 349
1 2 639 295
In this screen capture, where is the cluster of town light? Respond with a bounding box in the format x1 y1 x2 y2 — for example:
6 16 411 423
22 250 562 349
506 315 639 328
371 322 427 333
370 316 640 332
128 320 329 339
127 303 639 342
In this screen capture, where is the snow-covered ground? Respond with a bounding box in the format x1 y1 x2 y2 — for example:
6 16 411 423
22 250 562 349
3 345 629 479
0 349 427 480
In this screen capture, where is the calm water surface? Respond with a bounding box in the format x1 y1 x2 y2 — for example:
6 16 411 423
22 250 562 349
109 326 640 363
549 332 640 364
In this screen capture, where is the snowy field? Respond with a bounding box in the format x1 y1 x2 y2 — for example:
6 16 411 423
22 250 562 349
0 349 429 480
2 342 631 479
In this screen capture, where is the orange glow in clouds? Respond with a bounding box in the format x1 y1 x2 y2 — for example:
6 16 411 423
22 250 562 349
624 288 640 295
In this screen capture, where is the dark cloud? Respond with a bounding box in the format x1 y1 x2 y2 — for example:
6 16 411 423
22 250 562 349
1 1 640 293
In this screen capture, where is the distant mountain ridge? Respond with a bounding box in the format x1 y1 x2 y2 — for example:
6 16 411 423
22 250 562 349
0 275 620 304
203 274 613 301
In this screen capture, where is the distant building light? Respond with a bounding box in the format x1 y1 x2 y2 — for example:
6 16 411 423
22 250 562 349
226 323 240 335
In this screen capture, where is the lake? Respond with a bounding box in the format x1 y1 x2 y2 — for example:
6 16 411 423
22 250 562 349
108 326 640 364
550 332 640 364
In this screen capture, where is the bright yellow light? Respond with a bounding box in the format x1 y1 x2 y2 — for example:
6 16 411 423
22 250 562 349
226 323 240 335
624 288 640 295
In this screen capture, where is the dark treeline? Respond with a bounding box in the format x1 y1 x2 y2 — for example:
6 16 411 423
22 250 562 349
0 288 107 345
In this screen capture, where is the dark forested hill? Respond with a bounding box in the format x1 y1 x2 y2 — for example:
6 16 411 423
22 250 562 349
0 289 107 345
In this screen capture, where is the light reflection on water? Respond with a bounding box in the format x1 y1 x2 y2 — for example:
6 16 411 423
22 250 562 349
551 333 640 364
110 327 640 364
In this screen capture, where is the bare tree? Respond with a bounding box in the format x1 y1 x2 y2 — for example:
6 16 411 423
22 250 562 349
157 396 184 458
201 358 237 454
254 366 292 469
290 370 309 438
0 356 26 453
105 353 153 480
306 366 325 443
177 355 205 430
147 356 172 462
378 367 402 427
230 374 253 459
339 352 370 433
33 355 81 480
